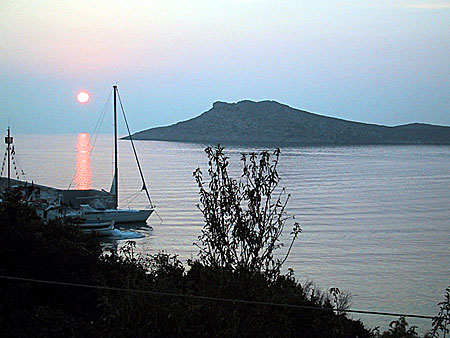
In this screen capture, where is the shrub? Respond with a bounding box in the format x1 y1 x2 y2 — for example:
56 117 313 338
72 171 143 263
193 145 301 279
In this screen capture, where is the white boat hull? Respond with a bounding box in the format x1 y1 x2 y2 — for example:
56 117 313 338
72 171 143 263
79 221 115 236
82 208 153 224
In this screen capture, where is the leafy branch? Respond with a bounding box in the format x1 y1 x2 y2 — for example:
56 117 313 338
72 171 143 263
193 145 301 279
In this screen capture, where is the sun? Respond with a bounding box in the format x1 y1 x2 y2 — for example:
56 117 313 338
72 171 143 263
77 91 90 103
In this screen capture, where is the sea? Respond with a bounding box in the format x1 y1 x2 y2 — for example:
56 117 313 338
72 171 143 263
12 134 450 333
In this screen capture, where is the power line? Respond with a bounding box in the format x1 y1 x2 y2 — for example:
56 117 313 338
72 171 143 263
0 275 435 320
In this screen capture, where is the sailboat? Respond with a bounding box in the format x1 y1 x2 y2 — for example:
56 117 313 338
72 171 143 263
1 86 154 227
77 85 154 224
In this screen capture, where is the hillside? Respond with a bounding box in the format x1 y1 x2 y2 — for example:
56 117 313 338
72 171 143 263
125 100 450 145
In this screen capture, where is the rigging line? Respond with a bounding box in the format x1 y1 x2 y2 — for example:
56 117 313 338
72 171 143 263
154 209 164 223
1 149 7 177
116 90 153 208
11 148 27 180
91 90 111 137
116 177 145 209
11 155 20 180
11 150 19 179
90 90 112 153
0 275 436 320
124 191 141 204
67 90 112 190
67 160 77 190
119 174 129 209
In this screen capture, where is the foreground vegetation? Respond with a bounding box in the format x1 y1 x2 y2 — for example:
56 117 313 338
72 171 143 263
0 146 448 337
0 193 368 337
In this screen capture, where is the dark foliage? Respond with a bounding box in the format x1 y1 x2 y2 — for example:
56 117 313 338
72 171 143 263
430 287 450 338
0 190 101 336
0 190 372 337
372 317 419 338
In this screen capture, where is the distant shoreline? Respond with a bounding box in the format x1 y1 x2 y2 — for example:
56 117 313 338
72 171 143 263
123 100 450 146
123 137 450 147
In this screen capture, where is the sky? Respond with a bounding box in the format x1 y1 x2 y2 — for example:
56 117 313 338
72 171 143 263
0 0 449 134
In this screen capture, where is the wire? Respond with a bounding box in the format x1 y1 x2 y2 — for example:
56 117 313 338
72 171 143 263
90 90 112 154
154 209 164 223
0 149 7 177
11 146 27 180
0 275 435 320
119 174 128 208
124 191 141 205
67 90 112 190
116 90 154 208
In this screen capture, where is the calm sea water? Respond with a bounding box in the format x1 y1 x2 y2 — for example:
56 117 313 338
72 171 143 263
13 134 450 332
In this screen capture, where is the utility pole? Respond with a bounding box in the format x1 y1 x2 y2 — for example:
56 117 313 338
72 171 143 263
5 127 13 190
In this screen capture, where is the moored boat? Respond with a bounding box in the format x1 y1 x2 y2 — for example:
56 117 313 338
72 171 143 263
78 220 115 236
1 85 156 227
64 209 115 235
76 204 153 224
71 85 155 225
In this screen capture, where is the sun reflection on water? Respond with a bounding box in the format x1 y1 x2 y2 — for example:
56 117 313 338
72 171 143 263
74 132 92 190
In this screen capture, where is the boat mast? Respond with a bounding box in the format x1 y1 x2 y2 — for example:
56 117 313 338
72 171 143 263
113 85 118 209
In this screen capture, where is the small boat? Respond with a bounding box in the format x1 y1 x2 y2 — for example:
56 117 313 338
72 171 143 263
78 220 115 236
64 211 115 235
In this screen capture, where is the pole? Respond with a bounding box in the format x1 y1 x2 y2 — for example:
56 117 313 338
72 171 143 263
113 85 118 209
7 127 11 190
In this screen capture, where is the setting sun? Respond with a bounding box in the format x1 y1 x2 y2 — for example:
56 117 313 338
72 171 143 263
77 91 90 103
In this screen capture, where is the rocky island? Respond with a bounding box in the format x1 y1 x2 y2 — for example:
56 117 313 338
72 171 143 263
125 100 450 145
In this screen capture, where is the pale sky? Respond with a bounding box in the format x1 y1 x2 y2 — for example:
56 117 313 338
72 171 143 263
0 0 449 134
